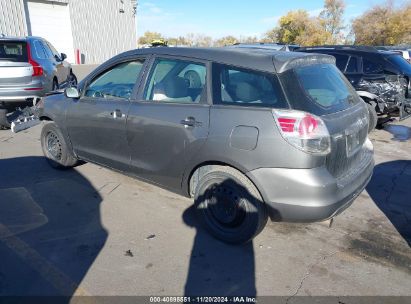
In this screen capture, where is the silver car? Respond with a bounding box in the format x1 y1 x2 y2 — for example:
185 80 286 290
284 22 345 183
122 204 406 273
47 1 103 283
0 36 76 128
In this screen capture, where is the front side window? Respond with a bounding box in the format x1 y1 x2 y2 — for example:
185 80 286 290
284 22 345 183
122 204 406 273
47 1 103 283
144 58 206 104
213 64 287 108
84 60 145 99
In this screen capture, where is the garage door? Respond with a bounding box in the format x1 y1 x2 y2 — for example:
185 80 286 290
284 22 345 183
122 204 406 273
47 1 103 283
26 1 75 63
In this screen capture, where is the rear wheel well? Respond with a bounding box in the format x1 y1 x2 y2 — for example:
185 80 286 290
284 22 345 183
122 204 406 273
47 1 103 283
188 162 255 198
39 116 52 121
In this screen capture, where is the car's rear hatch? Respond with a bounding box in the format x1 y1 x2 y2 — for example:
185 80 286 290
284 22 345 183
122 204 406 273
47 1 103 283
0 40 33 87
279 61 371 182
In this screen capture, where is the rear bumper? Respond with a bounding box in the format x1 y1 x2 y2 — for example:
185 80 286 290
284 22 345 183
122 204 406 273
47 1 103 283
0 83 46 103
247 139 374 222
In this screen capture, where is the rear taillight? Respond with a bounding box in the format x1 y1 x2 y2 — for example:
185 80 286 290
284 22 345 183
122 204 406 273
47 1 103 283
273 109 331 155
26 43 43 77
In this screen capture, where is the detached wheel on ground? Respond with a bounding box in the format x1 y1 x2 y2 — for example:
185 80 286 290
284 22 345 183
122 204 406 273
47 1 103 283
366 102 378 132
194 166 268 244
41 122 78 169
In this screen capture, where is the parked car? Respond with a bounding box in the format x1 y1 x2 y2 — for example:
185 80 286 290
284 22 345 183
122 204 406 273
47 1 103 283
297 45 411 129
0 36 77 128
37 47 374 244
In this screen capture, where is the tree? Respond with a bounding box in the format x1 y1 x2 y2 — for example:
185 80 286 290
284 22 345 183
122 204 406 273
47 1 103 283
215 35 238 46
319 0 346 44
264 10 331 46
352 2 411 45
138 31 163 45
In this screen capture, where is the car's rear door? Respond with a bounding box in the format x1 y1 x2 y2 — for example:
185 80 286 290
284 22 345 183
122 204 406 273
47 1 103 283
126 56 210 190
66 57 147 171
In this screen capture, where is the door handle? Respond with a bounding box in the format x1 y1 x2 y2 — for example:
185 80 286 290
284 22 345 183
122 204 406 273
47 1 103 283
180 117 201 128
110 109 125 119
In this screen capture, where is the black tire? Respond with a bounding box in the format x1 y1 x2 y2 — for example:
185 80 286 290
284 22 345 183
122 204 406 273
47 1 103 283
41 122 78 169
194 166 268 244
52 78 59 91
0 109 10 129
366 102 378 133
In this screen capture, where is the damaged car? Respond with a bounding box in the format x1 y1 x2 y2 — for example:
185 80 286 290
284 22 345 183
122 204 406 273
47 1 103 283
36 47 374 244
0 36 77 129
297 46 411 129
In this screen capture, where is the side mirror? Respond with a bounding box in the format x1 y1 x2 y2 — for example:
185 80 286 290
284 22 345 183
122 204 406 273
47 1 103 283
60 53 67 61
65 87 80 99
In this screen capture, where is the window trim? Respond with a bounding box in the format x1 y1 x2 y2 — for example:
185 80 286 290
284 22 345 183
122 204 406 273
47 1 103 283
135 55 211 106
80 56 148 101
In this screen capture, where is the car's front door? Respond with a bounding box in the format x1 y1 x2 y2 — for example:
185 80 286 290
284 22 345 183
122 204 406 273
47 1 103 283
66 58 146 171
127 57 210 190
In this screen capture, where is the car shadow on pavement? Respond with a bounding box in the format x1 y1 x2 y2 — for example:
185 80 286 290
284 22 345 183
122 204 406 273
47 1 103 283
182 178 258 297
0 156 107 301
366 160 411 247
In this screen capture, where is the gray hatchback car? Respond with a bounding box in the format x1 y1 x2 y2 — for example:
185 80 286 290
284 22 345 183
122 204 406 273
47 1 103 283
38 47 374 243
0 36 76 127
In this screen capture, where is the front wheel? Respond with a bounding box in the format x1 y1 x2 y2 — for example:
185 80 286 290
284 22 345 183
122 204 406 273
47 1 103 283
194 166 268 244
41 122 78 169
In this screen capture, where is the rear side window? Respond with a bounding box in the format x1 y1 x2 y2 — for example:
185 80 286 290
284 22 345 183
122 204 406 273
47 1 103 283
363 58 384 74
345 56 359 73
144 58 206 104
0 41 27 62
333 54 349 71
280 64 360 115
33 40 48 59
85 60 145 99
212 64 287 108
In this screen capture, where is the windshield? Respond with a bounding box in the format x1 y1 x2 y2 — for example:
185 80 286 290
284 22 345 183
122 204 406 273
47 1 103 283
387 55 411 74
0 41 28 62
280 63 360 115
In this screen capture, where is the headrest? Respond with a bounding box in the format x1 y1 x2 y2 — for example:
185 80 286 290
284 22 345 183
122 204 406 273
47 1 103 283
164 77 189 98
235 82 260 102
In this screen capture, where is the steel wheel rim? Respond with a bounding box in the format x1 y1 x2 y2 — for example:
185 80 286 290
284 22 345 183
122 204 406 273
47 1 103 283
204 183 247 229
46 131 62 160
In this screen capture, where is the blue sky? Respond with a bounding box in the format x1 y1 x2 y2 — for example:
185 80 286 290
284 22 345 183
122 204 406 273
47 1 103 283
136 0 398 39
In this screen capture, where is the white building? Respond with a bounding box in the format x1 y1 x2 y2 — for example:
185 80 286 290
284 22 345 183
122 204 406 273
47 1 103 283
0 0 137 64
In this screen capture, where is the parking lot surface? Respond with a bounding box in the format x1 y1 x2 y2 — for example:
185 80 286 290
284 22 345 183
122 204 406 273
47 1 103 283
0 119 410 298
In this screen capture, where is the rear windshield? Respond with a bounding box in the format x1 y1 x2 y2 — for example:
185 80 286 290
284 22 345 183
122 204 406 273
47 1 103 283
0 41 28 62
279 63 360 115
386 54 411 74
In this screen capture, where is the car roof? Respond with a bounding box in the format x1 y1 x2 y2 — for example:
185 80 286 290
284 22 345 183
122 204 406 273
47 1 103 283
0 36 45 42
118 47 335 73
